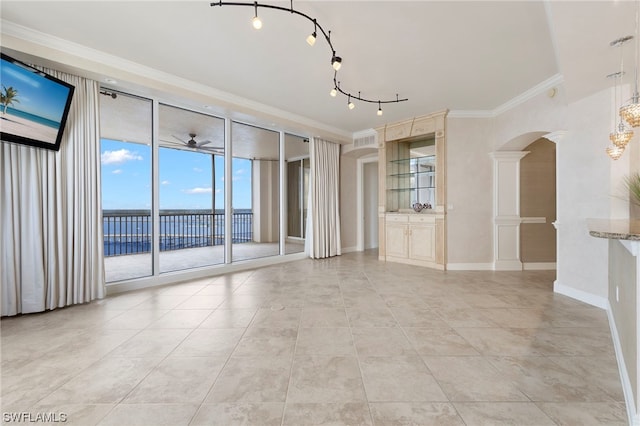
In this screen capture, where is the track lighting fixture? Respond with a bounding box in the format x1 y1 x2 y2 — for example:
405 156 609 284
306 19 317 46
210 0 408 114
251 1 262 29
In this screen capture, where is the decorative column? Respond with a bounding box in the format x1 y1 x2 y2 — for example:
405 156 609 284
490 151 529 270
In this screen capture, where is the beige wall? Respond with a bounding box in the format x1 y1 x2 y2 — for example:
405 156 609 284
340 154 358 250
446 118 494 265
520 138 556 263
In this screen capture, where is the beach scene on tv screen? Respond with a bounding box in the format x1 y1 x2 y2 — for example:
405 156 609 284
0 58 71 146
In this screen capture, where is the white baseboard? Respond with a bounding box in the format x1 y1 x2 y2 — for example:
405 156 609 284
494 260 523 271
523 262 557 270
553 280 608 309
446 263 494 271
606 300 640 426
341 246 359 254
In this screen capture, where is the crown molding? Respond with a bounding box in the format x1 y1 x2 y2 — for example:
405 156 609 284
449 73 564 120
1 20 352 141
448 110 495 119
493 73 564 116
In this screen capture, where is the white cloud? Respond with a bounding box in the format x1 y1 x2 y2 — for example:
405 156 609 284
112 169 123 175
193 167 203 173
161 180 170 185
183 187 212 194
235 168 245 175
101 149 143 165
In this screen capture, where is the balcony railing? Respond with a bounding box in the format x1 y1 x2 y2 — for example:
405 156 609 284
102 209 253 257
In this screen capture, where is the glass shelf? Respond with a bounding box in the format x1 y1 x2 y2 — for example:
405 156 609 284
387 187 435 192
388 171 435 178
385 138 436 211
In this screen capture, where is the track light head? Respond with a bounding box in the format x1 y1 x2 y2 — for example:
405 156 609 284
307 19 317 46
252 1 262 29
331 55 342 71
306 32 316 46
347 95 355 110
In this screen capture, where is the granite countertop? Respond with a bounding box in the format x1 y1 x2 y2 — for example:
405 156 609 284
587 219 640 241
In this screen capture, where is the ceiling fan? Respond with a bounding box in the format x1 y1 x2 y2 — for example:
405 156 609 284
173 133 212 148
165 133 224 154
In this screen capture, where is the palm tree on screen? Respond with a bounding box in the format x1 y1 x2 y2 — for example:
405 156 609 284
0 85 19 115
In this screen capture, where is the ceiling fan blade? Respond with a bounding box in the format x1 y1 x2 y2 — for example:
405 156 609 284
172 135 188 145
197 140 212 147
160 139 185 147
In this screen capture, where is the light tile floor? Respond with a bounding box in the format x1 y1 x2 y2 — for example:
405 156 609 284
1 251 628 425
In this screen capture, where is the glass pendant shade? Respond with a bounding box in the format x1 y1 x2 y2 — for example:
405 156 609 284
606 144 625 160
620 96 640 127
609 121 634 147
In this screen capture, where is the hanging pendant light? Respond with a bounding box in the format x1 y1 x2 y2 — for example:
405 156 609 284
606 40 633 159
607 144 625 160
621 2 640 127
609 121 634 148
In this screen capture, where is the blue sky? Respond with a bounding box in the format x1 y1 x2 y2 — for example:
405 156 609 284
101 139 252 210
1 57 72 122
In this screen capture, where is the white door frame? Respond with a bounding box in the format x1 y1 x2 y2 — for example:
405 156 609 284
357 155 379 251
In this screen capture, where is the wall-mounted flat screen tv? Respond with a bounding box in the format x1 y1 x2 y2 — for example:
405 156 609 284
0 52 75 151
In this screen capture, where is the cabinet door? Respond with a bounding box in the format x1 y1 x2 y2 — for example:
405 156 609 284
385 223 408 258
408 223 435 262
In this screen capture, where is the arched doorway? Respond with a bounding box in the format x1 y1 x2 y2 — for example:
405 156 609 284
520 138 557 269
491 131 565 270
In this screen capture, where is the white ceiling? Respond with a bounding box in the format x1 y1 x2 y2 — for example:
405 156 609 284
1 1 638 135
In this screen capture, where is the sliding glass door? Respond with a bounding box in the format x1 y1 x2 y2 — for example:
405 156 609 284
158 104 225 273
100 92 153 282
231 122 280 262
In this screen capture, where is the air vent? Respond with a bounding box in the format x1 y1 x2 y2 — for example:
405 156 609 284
353 134 377 149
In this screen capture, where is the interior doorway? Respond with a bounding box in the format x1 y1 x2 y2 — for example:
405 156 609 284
357 156 379 251
520 138 557 269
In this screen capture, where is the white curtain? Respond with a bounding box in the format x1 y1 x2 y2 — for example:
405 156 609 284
305 137 341 259
0 70 104 316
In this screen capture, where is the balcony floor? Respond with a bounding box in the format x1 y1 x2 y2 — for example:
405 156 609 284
105 241 304 282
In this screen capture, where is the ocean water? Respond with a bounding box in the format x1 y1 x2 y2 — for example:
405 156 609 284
3 107 60 129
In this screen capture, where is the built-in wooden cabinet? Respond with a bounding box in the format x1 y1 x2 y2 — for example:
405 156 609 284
377 110 447 270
